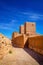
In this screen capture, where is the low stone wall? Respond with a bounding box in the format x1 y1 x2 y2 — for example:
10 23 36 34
28 36 43 55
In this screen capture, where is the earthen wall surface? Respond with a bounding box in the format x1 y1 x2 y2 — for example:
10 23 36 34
12 35 24 48
28 36 43 55
24 22 36 34
20 25 24 34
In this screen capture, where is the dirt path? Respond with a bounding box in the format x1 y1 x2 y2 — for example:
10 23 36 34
0 47 39 65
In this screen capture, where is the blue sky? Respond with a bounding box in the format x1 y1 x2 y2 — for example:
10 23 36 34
0 0 43 38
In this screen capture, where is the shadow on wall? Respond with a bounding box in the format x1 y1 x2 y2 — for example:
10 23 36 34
23 48 43 65
24 38 29 48
12 37 29 48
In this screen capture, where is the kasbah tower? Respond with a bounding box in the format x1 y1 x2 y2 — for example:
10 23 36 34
20 22 36 35
12 22 43 55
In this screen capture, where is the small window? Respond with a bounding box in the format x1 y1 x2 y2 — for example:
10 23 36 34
32 24 34 26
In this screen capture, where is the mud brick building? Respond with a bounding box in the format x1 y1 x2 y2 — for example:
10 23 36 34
12 22 43 55
24 22 36 35
19 25 24 34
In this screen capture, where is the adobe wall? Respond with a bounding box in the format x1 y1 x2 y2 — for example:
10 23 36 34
12 35 25 48
12 32 19 38
19 25 24 34
12 32 22 42
12 34 29 48
28 36 43 55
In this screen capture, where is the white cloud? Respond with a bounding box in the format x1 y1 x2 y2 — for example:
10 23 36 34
0 20 18 30
0 12 43 30
29 14 40 20
22 12 43 20
0 26 13 30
